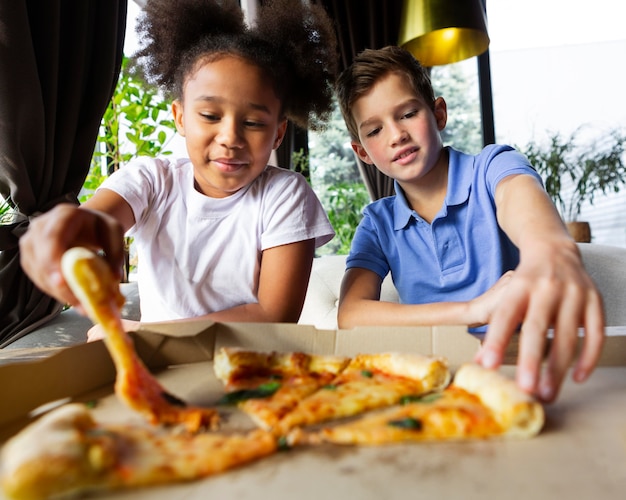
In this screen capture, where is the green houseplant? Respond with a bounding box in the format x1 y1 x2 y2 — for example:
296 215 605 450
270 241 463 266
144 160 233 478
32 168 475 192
520 127 626 242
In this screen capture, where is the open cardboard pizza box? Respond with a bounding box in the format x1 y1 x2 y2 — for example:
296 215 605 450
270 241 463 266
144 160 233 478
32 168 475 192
1 321 626 499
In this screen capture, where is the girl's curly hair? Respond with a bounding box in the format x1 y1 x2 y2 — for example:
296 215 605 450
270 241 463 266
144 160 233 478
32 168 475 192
135 0 338 131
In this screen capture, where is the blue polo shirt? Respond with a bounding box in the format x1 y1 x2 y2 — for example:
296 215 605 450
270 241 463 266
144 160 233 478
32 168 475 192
346 145 543 310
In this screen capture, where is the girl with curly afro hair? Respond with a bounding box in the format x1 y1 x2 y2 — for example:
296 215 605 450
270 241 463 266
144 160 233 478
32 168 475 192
20 0 339 338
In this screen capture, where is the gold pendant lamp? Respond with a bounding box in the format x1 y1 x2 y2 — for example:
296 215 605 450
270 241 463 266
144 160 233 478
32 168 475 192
398 0 490 67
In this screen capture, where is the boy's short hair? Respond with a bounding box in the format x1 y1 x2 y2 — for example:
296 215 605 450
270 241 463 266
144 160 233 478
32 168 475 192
335 45 436 141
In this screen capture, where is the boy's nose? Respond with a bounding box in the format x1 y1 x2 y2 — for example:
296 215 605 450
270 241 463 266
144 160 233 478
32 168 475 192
390 126 409 147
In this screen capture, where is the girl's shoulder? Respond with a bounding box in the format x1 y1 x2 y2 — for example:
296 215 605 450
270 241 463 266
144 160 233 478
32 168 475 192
123 156 193 180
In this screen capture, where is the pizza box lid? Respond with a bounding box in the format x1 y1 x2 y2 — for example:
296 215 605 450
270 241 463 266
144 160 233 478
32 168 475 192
0 322 478 429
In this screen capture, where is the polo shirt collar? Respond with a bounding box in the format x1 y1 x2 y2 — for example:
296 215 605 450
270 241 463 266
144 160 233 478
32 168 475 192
392 147 473 230
446 147 473 207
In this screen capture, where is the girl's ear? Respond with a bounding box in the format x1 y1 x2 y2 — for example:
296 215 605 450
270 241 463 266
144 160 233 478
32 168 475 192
351 141 374 165
172 100 185 136
433 97 448 131
273 118 288 149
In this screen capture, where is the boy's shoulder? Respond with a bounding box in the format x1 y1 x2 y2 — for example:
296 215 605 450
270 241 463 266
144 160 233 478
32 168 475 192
449 144 516 164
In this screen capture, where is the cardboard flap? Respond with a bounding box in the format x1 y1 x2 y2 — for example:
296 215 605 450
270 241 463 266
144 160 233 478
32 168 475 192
213 322 337 354
0 322 480 429
335 325 480 367
210 322 478 368
0 341 115 428
134 319 217 367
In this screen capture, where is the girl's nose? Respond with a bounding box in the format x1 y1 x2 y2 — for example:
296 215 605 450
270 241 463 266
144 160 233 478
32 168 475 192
217 118 244 149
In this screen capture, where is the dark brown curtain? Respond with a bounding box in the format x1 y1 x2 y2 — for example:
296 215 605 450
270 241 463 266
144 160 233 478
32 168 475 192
319 0 404 200
0 0 127 347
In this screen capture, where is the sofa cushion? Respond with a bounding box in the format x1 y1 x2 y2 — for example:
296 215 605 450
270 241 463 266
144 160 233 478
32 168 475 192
297 254 398 330
5 243 626 348
298 243 626 329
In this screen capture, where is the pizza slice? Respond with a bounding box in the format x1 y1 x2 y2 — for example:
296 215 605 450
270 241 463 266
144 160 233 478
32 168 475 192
61 247 219 432
214 347 351 430
0 404 276 500
294 363 544 445
274 352 451 434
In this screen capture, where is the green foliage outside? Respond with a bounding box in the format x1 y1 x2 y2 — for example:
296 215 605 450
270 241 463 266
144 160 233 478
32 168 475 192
431 62 482 155
308 102 369 255
318 181 370 255
80 56 177 203
82 56 178 278
0 197 13 222
519 128 626 221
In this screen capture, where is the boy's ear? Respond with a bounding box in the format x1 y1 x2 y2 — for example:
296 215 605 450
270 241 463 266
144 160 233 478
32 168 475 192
434 97 448 131
172 100 185 136
351 141 374 165
273 118 288 149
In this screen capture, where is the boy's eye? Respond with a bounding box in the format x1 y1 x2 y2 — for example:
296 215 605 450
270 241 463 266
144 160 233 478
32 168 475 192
366 126 381 138
402 109 418 119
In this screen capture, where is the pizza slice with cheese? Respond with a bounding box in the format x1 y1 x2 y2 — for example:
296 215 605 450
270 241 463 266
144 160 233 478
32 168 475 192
274 352 451 434
61 247 219 432
214 347 351 430
0 404 276 500
293 363 544 445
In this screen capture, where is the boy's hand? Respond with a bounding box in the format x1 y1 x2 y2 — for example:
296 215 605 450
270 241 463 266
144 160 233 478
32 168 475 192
475 239 605 402
467 270 514 327
19 203 125 308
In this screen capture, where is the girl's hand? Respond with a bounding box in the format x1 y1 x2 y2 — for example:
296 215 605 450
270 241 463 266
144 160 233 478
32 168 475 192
19 203 125 308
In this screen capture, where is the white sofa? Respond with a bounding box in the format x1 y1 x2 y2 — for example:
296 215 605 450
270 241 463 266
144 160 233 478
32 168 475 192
297 243 626 329
5 242 626 349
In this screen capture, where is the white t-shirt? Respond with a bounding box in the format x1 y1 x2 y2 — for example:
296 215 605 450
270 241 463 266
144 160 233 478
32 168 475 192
99 158 335 322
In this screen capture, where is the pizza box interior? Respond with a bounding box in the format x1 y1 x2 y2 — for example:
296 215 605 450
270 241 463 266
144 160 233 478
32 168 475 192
1 321 626 499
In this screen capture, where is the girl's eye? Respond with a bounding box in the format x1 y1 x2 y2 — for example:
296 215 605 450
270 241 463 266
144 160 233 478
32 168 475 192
200 113 219 122
244 120 266 128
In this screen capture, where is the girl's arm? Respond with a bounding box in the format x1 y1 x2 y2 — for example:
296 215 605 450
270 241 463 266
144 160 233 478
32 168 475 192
88 238 318 341
207 239 317 323
476 174 605 402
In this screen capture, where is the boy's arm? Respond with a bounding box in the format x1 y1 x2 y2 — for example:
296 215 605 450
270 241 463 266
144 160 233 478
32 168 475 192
337 267 514 330
476 173 605 402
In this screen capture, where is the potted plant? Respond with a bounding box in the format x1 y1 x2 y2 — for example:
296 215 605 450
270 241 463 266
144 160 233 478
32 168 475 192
520 127 626 242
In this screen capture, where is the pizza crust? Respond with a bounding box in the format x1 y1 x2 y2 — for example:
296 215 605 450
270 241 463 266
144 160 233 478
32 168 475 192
348 353 451 391
452 363 545 438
